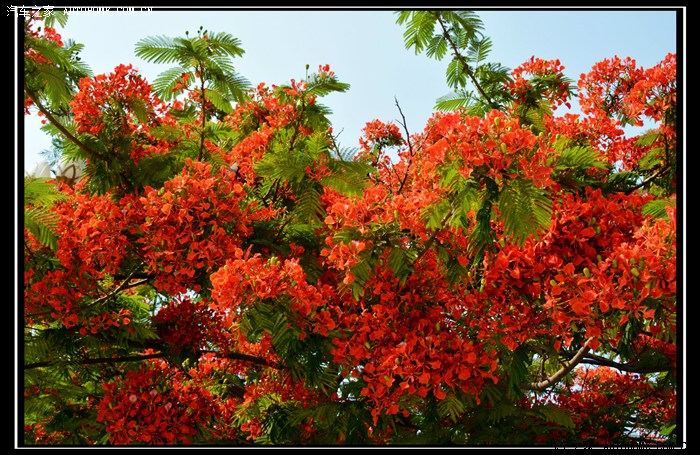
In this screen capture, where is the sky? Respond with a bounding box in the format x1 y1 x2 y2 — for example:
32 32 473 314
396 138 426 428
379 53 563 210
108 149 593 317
19 7 681 173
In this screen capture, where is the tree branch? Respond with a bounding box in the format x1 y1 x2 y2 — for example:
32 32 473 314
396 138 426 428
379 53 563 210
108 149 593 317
25 352 168 370
85 269 141 309
24 84 102 163
412 207 454 265
197 66 207 161
201 350 280 369
434 14 495 108
394 97 415 195
524 338 592 391
624 165 672 195
25 349 279 370
576 352 673 374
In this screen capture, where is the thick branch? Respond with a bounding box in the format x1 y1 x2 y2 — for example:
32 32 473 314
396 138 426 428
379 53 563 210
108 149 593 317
200 350 279 369
524 338 592 391
25 352 167 370
24 349 278 370
576 352 673 374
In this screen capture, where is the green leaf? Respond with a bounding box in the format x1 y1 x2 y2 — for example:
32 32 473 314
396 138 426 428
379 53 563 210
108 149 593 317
435 90 473 111
42 10 69 28
497 178 552 245
294 185 324 223
425 35 448 60
204 31 246 59
135 35 182 64
388 245 415 284
398 11 438 55
537 406 575 428
422 198 451 230
637 147 665 171
34 63 73 108
642 198 674 220
322 160 373 196
635 130 661 147
552 143 608 171
24 177 65 250
129 97 149 124
466 36 492 65
437 392 466 423
445 58 468 89
506 344 530 397
486 402 519 423
151 66 188 101
307 74 351 97
205 89 234 113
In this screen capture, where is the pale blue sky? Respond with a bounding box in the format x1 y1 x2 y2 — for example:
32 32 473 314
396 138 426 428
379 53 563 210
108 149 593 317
21 7 681 172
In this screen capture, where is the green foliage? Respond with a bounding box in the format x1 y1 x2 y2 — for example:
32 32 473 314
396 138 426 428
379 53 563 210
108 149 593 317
24 177 66 250
497 177 552 246
22 9 677 448
434 89 473 111
135 28 251 105
397 10 512 111
536 405 575 428
642 198 674 220
24 25 92 112
550 138 611 192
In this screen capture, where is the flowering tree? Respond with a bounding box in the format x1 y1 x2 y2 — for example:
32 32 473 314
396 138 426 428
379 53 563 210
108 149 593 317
22 10 679 446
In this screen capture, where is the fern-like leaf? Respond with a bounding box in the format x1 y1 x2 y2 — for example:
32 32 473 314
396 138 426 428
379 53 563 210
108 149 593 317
497 178 552 246
445 58 468 90
435 90 473 111
642 198 674 220
425 35 448 60
134 35 182 64
536 405 575 428
552 143 608 171
398 11 438 55
467 36 492 65
151 66 188 101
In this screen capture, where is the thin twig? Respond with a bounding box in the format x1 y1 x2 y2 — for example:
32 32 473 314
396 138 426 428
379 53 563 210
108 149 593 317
394 97 415 194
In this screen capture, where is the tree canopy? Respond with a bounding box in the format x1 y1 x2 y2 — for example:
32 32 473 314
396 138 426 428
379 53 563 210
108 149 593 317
22 9 680 447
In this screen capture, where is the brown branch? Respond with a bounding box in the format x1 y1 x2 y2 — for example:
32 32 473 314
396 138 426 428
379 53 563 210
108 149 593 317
624 165 672 195
576 352 673 374
272 214 295 244
524 338 592 391
197 72 207 161
434 13 495 108
25 349 279 371
85 269 139 309
201 350 279 369
25 278 151 319
412 208 454 265
24 352 167 370
25 84 102 163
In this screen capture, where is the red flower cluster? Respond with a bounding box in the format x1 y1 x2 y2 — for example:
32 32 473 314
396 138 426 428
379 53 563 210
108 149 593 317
96 360 217 444
71 64 175 163
507 56 573 110
529 366 676 444
136 159 253 295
